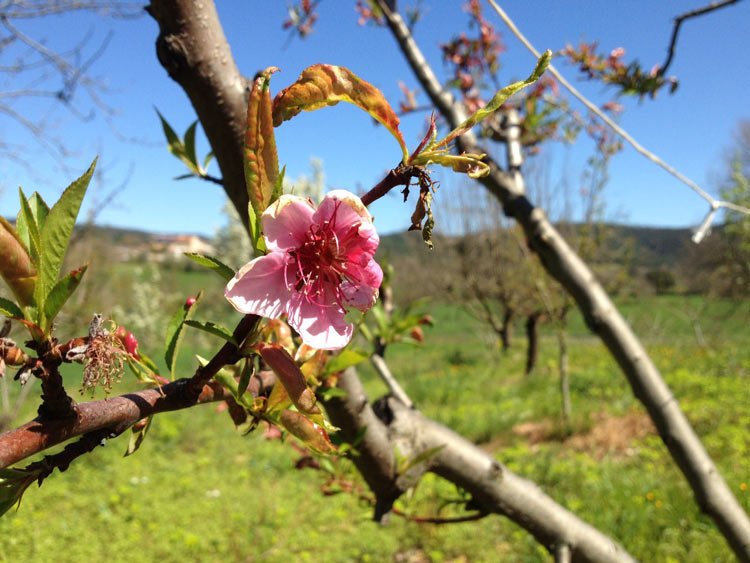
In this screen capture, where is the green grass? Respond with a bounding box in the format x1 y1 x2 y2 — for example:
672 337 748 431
1 290 749 562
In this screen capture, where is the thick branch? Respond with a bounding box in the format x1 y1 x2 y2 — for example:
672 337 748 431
326 364 634 562
323 368 403 521
146 0 250 230
377 2 750 559
386 398 635 562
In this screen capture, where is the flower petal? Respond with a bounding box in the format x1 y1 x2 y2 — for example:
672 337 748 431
262 194 315 252
314 190 375 236
225 252 291 318
286 292 353 351
342 259 382 310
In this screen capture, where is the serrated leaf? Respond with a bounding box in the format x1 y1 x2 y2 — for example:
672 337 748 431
164 290 203 379
183 320 237 345
43 265 87 322
184 253 235 282
125 416 153 457
0 296 24 319
245 67 280 215
324 349 367 376
36 159 96 317
272 64 409 162
0 217 37 307
438 51 551 148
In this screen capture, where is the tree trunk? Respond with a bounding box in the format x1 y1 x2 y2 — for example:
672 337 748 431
500 307 514 351
525 312 542 375
558 328 572 430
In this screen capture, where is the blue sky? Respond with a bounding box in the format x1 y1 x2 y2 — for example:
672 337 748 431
0 1 748 237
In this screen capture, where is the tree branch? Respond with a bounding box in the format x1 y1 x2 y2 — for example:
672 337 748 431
659 0 741 76
376 1 750 558
0 372 274 469
325 365 636 562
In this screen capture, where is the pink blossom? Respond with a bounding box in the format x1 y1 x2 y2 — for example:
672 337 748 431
225 190 382 350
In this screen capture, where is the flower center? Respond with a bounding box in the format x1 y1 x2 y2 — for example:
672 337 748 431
286 212 359 308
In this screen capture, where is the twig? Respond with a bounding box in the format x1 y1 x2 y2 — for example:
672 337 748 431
187 313 259 397
360 164 419 207
485 0 750 240
370 353 413 409
391 507 489 525
660 0 741 76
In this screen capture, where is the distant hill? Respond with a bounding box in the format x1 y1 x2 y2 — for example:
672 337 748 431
2 217 712 271
377 223 704 270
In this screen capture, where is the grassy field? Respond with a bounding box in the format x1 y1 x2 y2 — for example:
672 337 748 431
1 269 749 562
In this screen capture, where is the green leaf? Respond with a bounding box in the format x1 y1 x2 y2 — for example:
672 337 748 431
125 416 153 457
156 108 183 158
184 121 200 172
0 467 38 518
272 64 409 162
184 253 235 282
16 189 42 264
245 67 280 215
236 357 254 398
42 265 87 322
35 159 96 317
0 296 24 319
324 349 367 376
183 320 237 345
437 50 551 148
164 290 203 379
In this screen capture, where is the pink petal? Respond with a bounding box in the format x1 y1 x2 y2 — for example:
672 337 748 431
286 292 353 351
314 190 376 239
225 252 291 318
341 259 382 310
262 195 315 252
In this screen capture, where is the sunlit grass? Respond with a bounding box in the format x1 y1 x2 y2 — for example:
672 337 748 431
1 274 748 562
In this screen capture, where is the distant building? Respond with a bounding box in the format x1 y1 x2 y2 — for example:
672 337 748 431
150 234 215 261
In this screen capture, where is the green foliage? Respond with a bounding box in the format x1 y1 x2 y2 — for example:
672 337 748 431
183 253 235 282
0 161 95 337
156 110 213 180
1 295 747 561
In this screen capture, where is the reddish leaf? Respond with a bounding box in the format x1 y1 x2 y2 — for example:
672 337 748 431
272 64 409 161
279 410 337 455
259 343 319 415
245 67 280 215
0 217 36 307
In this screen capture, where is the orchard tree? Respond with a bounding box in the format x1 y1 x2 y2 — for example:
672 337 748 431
1 1 750 562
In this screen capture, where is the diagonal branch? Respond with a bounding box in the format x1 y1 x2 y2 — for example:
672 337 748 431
324 366 636 562
376 1 750 559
